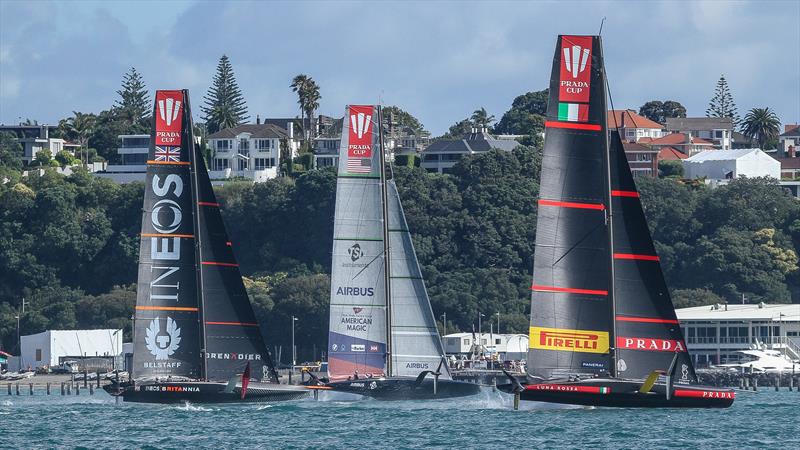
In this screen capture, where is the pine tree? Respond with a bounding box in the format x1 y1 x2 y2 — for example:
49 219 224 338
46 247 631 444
201 55 249 134
115 67 150 126
706 75 740 127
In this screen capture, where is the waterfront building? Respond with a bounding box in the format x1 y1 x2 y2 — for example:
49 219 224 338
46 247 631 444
665 117 734 150
206 122 299 182
607 109 666 143
18 329 123 371
622 141 659 177
643 132 715 157
682 148 780 182
0 124 80 164
778 124 799 158
676 303 800 367
421 128 518 174
93 134 149 183
442 333 528 360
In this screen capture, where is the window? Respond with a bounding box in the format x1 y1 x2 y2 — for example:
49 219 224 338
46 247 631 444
237 159 248 171
442 153 462 161
254 158 276 170
35 349 42 361
495 339 501 345
256 139 272 150
463 338 470 345
214 158 229 170
715 130 723 139
635 153 651 162
422 154 439 162
216 140 230 151
687 327 717 344
123 137 149 147
239 139 249 151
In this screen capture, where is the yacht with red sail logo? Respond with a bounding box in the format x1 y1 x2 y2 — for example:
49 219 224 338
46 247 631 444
103 89 307 403
306 105 480 400
497 36 735 408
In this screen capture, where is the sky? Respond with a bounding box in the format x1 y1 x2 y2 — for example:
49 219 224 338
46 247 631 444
1 0 798 135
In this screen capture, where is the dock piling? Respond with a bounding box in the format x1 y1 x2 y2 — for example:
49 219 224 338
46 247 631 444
752 377 758 391
7 384 10 395
66 383 71 395
29 383 33 396
15 383 19 396
513 392 520 411
89 384 94 395
75 384 80 396
83 368 88 388
96 371 101 388
46 382 51 395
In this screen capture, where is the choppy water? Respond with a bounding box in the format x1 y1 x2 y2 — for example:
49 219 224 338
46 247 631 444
1 388 798 449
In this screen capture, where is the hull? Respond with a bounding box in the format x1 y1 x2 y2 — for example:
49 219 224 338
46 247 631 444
498 378 734 408
103 380 309 404
324 377 482 400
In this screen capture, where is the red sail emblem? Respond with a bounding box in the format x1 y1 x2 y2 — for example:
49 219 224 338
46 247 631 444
559 36 593 103
155 90 184 146
347 105 374 173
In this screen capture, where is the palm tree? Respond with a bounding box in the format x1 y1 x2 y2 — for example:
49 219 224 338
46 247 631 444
471 107 495 129
741 107 780 150
59 111 96 167
303 79 321 141
291 74 310 138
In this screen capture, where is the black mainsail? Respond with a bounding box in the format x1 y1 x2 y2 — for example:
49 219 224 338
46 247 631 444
132 89 277 383
499 35 733 407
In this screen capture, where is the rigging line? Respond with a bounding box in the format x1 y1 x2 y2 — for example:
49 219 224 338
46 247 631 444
599 17 606 36
351 248 386 281
550 221 606 267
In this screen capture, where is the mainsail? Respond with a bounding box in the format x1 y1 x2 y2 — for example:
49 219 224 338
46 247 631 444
528 36 612 379
133 89 277 382
328 105 448 381
386 181 451 379
527 35 696 383
134 90 202 379
328 105 388 380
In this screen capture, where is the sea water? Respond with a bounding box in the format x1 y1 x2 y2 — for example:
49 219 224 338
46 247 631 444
0 388 797 449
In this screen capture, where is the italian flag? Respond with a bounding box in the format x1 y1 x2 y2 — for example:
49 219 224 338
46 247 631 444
558 103 589 122
599 387 610 394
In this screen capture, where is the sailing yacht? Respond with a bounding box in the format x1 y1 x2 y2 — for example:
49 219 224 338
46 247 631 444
104 90 308 403
498 36 735 408
312 105 480 400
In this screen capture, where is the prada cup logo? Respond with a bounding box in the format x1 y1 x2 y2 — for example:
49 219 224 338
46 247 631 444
350 112 372 139
145 317 182 360
563 44 590 78
348 243 363 262
158 97 182 126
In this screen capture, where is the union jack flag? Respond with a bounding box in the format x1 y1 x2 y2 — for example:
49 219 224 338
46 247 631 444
155 146 181 162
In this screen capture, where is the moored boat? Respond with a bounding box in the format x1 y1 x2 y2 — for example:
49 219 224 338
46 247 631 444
497 35 734 408
104 89 307 403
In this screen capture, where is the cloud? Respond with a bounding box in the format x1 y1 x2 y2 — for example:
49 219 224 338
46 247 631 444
1 0 798 132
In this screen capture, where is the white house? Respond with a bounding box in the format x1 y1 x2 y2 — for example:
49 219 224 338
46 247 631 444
676 303 800 367
19 329 123 370
421 128 519 174
682 148 780 182
207 122 299 182
93 134 149 183
608 109 666 143
665 117 733 150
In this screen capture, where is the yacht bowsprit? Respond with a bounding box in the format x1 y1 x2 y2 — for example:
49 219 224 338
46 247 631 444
497 36 735 408
311 105 480 400
104 89 308 403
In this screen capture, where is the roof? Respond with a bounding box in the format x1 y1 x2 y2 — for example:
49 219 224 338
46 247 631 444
622 142 657 153
684 148 761 162
780 124 800 137
676 303 800 322
646 133 714 146
607 110 664 130
775 157 800 169
207 124 289 140
424 131 518 154
665 117 733 131
658 146 687 160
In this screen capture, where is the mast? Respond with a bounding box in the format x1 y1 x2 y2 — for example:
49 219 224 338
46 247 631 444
187 94 208 381
378 105 393 377
599 37 618 378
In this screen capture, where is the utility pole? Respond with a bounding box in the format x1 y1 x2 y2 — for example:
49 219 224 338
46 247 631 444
496 312 501 335
291 316 298 368
440 312 447 336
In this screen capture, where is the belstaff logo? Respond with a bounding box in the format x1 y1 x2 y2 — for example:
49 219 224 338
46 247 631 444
350 111 372 139
348 243 364 262
529 326 609 354
145 317 182 360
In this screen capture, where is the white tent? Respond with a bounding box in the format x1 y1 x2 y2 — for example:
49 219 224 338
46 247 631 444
683 148 780 181
19 329 123 370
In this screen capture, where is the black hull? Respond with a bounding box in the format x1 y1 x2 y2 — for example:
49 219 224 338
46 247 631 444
497 378 734 408
103 380 309 404
325 377 482 400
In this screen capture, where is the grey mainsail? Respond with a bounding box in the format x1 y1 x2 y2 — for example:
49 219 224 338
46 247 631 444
386 180 450 379
328 105 388 380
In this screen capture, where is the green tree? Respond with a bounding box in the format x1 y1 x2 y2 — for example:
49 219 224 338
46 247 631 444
115 67 150 127
201 55 249 134
740 107 780 150
290 74 321 140
58 112 96 167
441 118 473 139
658 160 684 178
34 149 52 167
0 132 23 169
639 100 687 123
494 89 548 135
671 289 724 309
54 150 77 167
383 106 427 135
706 75 740 127
470 107 495 128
